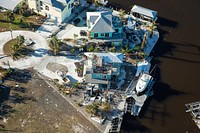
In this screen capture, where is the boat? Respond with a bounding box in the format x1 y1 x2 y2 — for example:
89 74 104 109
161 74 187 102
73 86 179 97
136 73 153 94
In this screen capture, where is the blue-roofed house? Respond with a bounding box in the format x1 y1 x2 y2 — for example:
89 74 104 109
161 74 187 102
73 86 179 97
83 52 123 89
86 11 123 40
27 0 75 23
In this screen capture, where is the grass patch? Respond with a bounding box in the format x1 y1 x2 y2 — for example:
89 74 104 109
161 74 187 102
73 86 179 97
0 12 44 32
3 38 18 55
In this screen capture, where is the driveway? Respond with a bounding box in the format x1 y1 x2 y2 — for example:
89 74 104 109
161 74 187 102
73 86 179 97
0 30 82 82
0 30 49 69
36 19 60 38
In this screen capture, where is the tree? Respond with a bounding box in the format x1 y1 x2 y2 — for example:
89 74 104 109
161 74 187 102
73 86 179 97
85 103 99 116
101 102 110 112
49 36 61 55
141 32 148 51
118 9 125 21
17 35 25 45
148 21 157 38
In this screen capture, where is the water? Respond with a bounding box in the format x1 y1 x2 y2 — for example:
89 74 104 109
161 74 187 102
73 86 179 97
104 0 200 132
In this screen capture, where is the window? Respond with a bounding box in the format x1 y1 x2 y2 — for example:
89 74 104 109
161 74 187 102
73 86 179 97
40 1 43 6
94 33 98 37
68 4 71 9
71 3 74 8
105 33 109 37
115 29 119 33
100 33 104 37
45 5 49 10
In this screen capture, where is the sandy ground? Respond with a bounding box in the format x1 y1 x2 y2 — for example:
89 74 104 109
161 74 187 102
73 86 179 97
0 69 100 133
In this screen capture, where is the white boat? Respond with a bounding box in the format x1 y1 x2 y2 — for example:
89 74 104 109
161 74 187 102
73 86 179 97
136 73 152 94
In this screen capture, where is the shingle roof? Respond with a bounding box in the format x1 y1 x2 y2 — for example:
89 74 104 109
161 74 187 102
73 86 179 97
87 11 115 33
90 16 99 23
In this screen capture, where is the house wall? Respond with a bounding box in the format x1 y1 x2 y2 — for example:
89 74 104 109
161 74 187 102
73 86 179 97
91 32 113 38
112 63 121 75
28 0 73 23
28 0 37 10
113 27 123 33
61 0 74 22
92 73 111 80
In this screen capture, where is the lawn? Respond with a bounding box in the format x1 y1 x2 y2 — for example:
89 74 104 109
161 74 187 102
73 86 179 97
0 12 44 32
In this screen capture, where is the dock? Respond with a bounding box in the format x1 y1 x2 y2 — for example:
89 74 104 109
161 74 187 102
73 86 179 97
185 101 200 129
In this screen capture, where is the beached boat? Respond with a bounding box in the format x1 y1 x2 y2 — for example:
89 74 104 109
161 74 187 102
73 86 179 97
136 73 153 94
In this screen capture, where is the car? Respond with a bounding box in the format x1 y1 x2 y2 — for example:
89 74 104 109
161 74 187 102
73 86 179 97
72 18 81 26
80 30 87 36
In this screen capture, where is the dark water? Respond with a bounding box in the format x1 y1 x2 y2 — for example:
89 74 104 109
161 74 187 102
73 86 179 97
101 0 200 132
88 0 200 132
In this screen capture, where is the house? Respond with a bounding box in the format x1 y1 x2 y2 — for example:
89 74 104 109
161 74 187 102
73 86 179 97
83 52 123 90
27 0 75 23
131 5 157 22
86 11 123 40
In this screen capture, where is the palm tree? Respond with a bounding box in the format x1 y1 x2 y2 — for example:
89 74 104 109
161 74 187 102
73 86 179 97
148 21 157 38
49 36 61 55
118 9 125 22
141 32 148 51
101 102 110 112
17 35 25 45
85 103 99 116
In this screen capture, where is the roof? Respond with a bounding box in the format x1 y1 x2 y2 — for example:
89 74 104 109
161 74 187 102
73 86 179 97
131 5 157 19
84 52 123 63
57 0 70 4
0 0 22 10
87 12 115 33
41 0 69 10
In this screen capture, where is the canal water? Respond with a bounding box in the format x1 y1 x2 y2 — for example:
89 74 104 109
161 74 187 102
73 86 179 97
96 0 200 132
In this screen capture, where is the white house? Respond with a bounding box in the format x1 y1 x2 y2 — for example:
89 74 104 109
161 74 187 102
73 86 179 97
28 0 75 23
131 5 158 22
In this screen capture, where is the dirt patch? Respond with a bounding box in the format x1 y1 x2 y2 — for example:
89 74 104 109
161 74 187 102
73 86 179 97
46 62 68 73
0 69 100 133
3 38 18 55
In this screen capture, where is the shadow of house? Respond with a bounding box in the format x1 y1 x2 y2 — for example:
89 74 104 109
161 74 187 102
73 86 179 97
152 82 185 102
150 28 177 58
120 114 150 133
157 17 178 28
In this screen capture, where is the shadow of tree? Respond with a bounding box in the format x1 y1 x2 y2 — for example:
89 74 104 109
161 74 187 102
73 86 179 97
5 69 32 83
